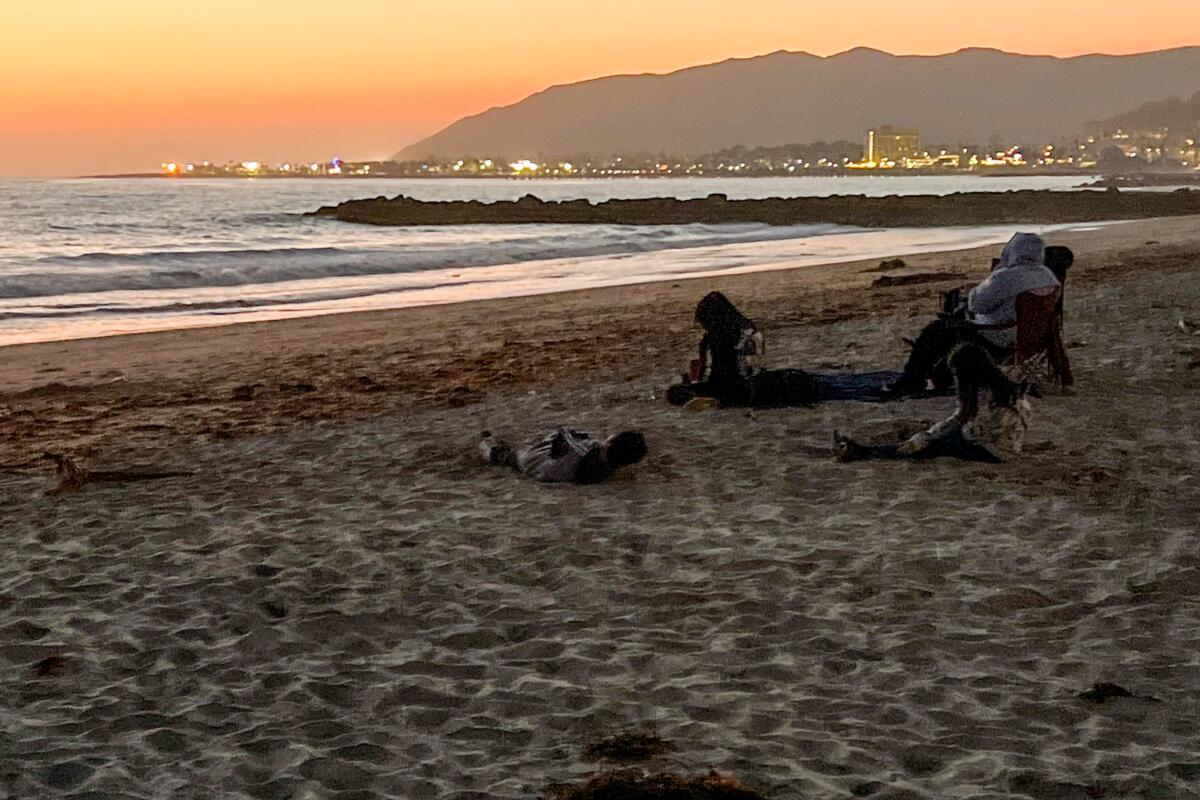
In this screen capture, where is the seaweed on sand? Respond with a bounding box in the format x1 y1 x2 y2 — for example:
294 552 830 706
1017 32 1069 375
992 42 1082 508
1077 682 1161 704
582 728 677 763
546 768 767 800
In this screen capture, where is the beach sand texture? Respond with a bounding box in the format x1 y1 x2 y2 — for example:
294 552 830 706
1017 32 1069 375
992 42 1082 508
1 217 1198 798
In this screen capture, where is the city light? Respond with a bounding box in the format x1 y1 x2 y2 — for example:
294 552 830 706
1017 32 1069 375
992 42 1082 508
509 159 539 173
151 115 1199 180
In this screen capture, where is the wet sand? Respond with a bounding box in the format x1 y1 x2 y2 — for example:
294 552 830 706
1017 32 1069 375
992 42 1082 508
0 216 1198 798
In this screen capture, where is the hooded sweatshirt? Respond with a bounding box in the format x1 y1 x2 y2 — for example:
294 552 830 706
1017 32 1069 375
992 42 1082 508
968 233 1060 347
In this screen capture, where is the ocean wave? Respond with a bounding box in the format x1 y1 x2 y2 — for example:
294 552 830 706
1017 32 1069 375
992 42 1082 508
2 224 844 299
34 246 347 267
0 275 514 320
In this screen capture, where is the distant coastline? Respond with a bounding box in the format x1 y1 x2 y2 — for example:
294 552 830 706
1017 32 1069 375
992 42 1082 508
1079 173 1200 189
79 169 1104 181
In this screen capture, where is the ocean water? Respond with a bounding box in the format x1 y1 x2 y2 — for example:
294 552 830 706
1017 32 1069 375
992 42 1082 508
0 175 1103 345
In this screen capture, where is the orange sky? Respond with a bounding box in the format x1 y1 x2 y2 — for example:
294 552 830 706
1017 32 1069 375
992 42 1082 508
3 0 1197 176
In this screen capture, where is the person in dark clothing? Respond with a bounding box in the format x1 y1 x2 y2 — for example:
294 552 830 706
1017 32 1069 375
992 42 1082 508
692 291 765 406
744 367 821 408
1044 245 1074 285
668 291 819 408
480 428 647 484
1044 245 1074 317
835 343 1035 464
885 233 1060 396
890 312 1012 396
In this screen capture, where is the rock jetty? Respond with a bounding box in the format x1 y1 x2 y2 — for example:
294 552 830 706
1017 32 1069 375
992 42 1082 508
308 188 1200 228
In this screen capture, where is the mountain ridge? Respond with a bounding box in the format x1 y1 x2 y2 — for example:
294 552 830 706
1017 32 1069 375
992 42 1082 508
1093 89 1200 132
397 46 1200 160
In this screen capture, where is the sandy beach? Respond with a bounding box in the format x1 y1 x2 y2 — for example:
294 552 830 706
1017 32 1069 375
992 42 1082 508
1 215 1198 798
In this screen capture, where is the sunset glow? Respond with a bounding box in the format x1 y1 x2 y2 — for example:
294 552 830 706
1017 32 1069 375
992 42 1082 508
3 0 1198 176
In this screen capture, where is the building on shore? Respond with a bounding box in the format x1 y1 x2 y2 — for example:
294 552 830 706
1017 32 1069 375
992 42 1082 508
866 126 922 166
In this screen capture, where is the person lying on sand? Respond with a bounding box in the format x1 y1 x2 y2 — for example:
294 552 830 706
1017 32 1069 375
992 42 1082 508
885 232 1061 396
480 428 647 483
835 342 1034 464
666 291 818 408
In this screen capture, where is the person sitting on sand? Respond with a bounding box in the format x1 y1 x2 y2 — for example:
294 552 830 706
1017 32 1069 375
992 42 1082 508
667 291 818 408
480 428 647 483
692 290 765 406
886 233 1060 396
836 342 1034 464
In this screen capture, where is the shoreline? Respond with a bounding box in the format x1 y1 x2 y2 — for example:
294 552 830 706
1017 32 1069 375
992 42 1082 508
0 215 1172 357
1 214 1198 470
0 220 1124 348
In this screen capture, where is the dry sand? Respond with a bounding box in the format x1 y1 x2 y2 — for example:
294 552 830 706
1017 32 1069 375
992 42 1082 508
0 216 1198 798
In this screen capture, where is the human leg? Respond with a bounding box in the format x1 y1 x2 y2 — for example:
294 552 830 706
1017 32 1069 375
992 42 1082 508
833 427 999 464
894 319 1012 395
750 368 819 408
919 428 1002 463
892 318 976 394
833 430 902 461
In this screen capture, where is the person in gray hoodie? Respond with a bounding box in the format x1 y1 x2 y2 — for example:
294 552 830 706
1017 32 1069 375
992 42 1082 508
886 232 1060 396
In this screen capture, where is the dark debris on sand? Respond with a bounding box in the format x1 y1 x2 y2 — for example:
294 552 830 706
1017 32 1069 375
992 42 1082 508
582 729 677 763
31 654 70 678
547 769 766 800
871 272 964 288
865 258 908 272
1077 682 1161 704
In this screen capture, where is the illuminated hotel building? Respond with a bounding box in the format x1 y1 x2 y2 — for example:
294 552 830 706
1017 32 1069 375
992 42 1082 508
866 126 922 164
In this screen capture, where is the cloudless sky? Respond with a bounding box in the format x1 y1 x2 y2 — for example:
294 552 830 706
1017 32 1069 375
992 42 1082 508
3 0 1197 176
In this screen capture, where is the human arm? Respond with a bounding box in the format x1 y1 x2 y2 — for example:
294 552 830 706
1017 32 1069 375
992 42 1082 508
692 334 708 383
740 328 766 374
969 266 1060 319
516 429 589 481
966 272 1008 316
939 287 968 319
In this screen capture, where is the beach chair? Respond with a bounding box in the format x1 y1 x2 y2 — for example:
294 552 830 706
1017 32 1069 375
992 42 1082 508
978 288 1073 387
